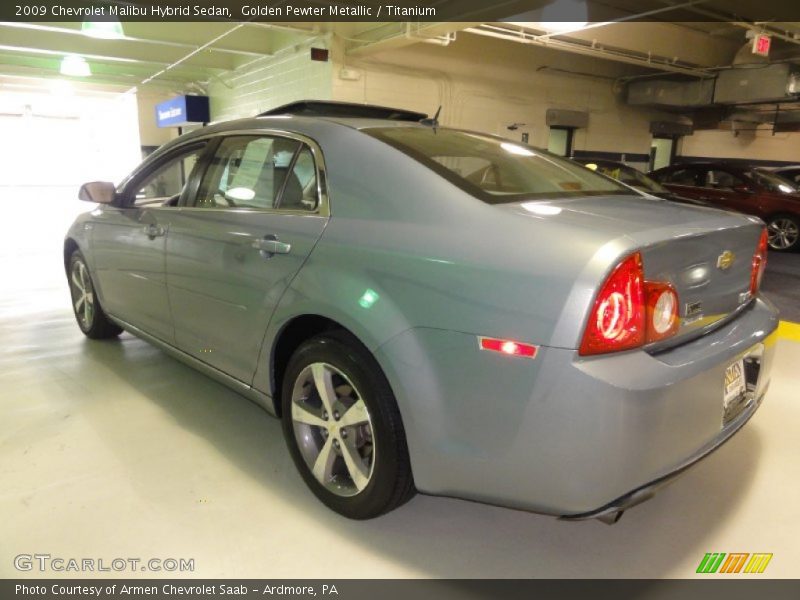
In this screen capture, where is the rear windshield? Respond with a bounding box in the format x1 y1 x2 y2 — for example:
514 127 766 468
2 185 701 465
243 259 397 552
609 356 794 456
365 127 632 204
749 169 799 194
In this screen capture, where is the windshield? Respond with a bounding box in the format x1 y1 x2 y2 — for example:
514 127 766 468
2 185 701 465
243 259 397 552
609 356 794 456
365 127 632 204
582 161 668 194
750 169 799 194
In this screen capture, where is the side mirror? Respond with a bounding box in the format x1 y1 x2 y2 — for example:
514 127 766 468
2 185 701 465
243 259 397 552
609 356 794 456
732 183 754 194
78 181 116 204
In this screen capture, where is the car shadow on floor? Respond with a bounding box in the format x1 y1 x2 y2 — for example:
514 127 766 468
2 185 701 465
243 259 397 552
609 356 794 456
77 330 763 578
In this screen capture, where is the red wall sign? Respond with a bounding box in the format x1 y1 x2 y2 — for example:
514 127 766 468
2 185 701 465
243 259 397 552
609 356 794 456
752 34 771 57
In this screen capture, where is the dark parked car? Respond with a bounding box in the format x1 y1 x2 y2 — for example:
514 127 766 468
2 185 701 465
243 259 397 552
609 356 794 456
649 162 800 251
577 159 709 207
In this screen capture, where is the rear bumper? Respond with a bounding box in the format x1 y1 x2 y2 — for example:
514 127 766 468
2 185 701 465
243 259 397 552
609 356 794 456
375 297 779 516
559 380 767 523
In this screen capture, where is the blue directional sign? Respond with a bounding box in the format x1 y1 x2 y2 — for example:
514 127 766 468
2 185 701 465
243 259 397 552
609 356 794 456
155 95 210 128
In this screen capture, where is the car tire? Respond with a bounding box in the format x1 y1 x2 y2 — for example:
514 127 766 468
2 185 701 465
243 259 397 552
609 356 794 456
281 330 415 519
68 250 122 339
766 214 800 252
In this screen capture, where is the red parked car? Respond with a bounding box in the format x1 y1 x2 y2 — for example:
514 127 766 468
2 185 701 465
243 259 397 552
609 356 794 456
649 162 800 251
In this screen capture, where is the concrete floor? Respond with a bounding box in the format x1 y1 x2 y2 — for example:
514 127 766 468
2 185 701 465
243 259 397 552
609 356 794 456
2 193 799 579
762 252 800 323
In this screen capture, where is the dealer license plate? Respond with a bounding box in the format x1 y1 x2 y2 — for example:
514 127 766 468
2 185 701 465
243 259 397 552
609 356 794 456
723 359 746 417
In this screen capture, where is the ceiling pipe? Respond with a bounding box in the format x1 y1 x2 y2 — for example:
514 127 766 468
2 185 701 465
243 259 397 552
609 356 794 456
404 23 456 46
125 22 248 93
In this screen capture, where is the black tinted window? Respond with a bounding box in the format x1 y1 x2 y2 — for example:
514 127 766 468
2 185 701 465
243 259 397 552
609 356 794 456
661 168 699 186
703 169 743 190
749 169 799 194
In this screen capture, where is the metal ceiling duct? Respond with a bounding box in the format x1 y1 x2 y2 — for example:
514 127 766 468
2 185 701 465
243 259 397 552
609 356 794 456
626 78 714 108
626 65 800 109
714 63 800 104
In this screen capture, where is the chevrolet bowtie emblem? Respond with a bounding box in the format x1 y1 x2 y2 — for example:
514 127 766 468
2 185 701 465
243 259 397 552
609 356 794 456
717 250 735 270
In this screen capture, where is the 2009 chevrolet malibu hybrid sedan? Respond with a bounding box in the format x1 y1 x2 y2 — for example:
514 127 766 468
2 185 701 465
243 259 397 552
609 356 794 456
65 101 778 523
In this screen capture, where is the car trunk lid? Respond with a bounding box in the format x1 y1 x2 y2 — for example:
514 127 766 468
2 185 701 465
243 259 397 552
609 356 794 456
498 194 764 348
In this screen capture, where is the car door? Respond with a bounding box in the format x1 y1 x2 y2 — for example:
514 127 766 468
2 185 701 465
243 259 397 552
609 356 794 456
161 132 329 383
90 143 208 343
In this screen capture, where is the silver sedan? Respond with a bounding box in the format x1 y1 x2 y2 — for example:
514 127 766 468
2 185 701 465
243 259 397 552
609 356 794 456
65 103 778 523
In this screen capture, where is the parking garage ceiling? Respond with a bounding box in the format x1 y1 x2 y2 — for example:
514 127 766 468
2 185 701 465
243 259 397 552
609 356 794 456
0 1 798 93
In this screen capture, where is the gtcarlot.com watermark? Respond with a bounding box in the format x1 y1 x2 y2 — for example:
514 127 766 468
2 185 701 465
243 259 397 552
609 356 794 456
14 554 194 573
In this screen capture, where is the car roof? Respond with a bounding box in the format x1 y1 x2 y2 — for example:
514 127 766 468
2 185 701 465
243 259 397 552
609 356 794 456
258 100 428 122
168 114 423 143
301 116 428 130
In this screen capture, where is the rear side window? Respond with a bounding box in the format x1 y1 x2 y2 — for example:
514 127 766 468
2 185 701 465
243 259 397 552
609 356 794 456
364 127 630 204
193 135 312 210
280 147 319 211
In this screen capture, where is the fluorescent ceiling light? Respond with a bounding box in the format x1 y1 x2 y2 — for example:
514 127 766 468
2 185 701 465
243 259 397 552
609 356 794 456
538 0 589 33
539 21 588 33
60 55 91 77
81 19 124 40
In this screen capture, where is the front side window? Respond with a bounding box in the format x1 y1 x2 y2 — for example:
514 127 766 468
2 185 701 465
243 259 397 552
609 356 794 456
193 135 318 211
660 168 699 187
132 146 205 207
365 127 629 204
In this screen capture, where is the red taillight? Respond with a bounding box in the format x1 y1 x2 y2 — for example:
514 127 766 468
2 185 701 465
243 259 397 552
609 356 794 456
750 228 768 295
579 252 681 355
479 337 538 359
644 281 679 343
579 253 645 355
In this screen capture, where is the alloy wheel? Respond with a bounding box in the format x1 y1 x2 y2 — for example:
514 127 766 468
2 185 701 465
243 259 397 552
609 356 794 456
290 362 375 497
767 218 799 250
70 259 94 330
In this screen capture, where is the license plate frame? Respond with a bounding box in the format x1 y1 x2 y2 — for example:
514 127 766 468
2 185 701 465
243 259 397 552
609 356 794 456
723 358 747 425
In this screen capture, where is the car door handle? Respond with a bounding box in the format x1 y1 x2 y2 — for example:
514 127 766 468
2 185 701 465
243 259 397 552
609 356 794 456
252 235 291 257
143 224 166 238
